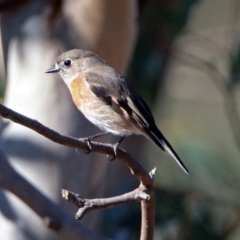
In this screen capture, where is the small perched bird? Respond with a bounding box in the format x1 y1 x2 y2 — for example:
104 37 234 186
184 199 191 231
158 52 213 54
46 49 189 174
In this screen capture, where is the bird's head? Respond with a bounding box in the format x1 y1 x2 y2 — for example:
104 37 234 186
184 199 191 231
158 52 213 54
45 49 104 85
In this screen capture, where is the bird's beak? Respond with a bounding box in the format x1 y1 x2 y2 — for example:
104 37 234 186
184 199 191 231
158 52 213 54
45 66 60 73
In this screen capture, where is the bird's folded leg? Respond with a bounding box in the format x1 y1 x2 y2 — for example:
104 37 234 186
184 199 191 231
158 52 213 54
107 136 125 161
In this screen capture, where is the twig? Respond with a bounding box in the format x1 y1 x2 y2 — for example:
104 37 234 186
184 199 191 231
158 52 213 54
62 186 150 220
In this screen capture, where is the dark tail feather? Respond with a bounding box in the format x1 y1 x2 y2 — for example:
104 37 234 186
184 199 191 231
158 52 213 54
147 126 189 174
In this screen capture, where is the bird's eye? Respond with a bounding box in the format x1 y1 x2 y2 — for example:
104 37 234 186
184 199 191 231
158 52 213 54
64 59 72 67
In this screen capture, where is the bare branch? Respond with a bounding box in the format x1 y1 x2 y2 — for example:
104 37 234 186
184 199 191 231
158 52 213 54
140 169 156 240
0 103 152 185
0 148 108 240
0 103 155 239
62 186 150 220
149 167 157 179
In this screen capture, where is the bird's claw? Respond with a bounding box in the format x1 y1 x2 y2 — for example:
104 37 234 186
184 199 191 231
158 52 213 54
79 132 110 154
107 154 116 161
83 137 92 154
107 142 119 161
75 137 92 154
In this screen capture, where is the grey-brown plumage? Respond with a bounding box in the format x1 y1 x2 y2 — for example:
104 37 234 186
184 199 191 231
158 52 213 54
45 49 189 174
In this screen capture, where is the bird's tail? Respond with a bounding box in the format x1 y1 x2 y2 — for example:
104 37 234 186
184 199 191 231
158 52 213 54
146 125 189 174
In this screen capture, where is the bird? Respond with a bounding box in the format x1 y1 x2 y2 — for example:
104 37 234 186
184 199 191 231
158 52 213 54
45 49 189 174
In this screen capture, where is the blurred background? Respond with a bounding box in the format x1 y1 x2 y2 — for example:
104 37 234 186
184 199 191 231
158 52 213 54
1 0 240 239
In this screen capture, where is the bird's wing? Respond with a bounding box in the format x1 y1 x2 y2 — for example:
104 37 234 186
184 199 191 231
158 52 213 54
85 71 156 133
85 71 189 174
85 71 126 117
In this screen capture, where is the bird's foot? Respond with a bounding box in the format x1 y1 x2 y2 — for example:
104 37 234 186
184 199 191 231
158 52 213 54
107 142 119 161
107 136 125 161
83 137 92 154
76 137 92 154
80 132 110 154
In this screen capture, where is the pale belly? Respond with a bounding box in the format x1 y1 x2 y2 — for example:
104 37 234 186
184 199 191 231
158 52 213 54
79 98 140 136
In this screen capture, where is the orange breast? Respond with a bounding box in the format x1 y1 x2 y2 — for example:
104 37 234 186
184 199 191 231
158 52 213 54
69 76 90 108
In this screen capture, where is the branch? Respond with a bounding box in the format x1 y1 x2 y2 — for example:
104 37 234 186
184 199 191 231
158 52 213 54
62 185 151 220
0 103 155 240
140 168 156 240
0 148 108 240
0 104 152 185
